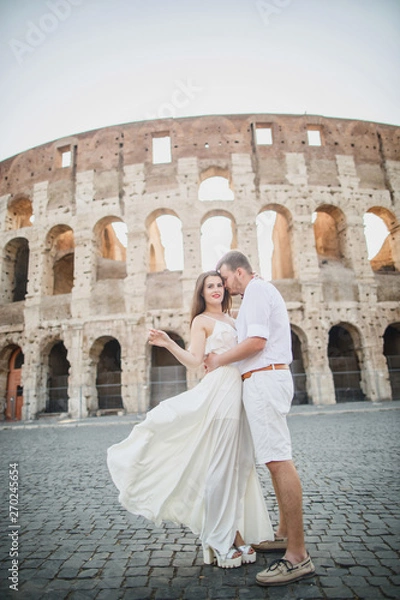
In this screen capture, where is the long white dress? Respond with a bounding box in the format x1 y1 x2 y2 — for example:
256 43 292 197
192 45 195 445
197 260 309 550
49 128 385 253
107 319 273 555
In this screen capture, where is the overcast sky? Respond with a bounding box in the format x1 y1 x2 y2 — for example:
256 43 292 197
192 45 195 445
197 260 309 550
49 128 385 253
0 0 399 162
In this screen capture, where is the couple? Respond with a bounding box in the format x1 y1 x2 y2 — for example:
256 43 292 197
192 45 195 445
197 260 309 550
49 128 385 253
107 250 315 586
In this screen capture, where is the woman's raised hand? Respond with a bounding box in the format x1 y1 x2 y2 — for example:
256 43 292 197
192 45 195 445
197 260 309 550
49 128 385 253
148 329 171 348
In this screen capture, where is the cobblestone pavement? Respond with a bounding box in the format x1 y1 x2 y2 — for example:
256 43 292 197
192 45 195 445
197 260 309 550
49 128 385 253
0 401 399 600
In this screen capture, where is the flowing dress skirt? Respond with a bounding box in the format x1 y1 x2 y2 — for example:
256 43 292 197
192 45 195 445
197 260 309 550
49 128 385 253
107 364 273 555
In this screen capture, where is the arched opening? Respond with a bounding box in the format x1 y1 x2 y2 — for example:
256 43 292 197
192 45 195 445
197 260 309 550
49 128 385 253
44 226 75 295
53 253 74 295
290 330 309 405
6 196 33 230
150 332 186 407
201 213 236 271
46 341 70 413
94 218 127 280
96 338 123 410
383 324 400 400
364 208 399 273
198 175 234 201
2 238 29 303
257 207 294 280
5 347 24 421
147 214 184 273
328 324 365 403
313 205 346 267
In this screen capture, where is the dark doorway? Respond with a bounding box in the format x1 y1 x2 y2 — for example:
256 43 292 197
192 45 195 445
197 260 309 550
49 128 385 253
328 325 365 402
384 324 400 400
150 332 187 407
47 341 70 412
290 330 309 404
96 339 123 410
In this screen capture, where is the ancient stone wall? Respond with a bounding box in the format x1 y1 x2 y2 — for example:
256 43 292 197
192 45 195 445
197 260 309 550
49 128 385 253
0 114 399 419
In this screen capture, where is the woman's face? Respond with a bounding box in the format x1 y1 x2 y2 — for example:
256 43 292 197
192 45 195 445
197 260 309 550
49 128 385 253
202 275 225 308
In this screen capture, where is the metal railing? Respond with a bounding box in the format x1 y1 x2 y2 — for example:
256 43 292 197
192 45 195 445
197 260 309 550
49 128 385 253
3 368 399 421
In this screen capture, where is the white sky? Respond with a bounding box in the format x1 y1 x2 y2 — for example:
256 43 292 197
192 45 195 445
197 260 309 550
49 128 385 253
0 0 399 162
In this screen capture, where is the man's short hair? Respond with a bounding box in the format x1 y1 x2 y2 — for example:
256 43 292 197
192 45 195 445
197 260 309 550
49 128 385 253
216 250 253 273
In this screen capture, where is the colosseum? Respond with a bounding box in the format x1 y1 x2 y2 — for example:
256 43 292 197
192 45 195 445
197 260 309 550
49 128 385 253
1 114 399 421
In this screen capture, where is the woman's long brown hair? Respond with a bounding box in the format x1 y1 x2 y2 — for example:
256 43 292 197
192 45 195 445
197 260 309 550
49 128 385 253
190 271 232 325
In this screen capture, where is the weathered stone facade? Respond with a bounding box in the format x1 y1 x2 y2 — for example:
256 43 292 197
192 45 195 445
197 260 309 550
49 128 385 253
0 114 399 420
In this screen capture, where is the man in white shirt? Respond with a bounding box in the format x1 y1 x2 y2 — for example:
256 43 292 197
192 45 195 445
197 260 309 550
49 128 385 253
204 250 315 587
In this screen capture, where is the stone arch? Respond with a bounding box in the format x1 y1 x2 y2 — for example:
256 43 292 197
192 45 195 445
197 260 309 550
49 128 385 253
1 345 24 420
364 207 399 272
93 216 127 280
257 204 294 280
198 167 234 201
44 225 75 295
383 323 400 400
1 237 29 303
90 336 123 411
290 325 309 405
313 204 347 267
327 323 366 402
146 209 184 273
46 340 70 413
150 331 186 407
200 210 237 271
6 195 33 230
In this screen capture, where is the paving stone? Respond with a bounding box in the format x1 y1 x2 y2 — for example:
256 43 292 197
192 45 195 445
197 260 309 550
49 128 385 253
121 587 153 599
182 587 209 599
323 585 354 598
96 591 124 600
124 575 149 588
96 576 125 589
68 591 98 600
380 584 400 599
154 588 181 599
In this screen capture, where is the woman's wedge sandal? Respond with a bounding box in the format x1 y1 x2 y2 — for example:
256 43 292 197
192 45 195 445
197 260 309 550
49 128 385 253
202 543 242 568
236 544 257 564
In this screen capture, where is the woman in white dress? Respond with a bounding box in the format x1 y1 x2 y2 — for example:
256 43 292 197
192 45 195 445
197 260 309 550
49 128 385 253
107 271 273 568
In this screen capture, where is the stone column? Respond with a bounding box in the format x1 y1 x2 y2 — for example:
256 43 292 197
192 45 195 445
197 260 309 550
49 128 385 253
124 227 148 316
180 223 202 311
20 339 42 419
291 213 320 280
235 219 260 272
63 325 88 418
124 164 148 316
120 319 149 413
24 229 49 339
305 327 336 405
343 214 377 303
231 153 260 267
178 157 201 311
358 325 393 402
70 229 96 320
291 212 323 306
0 195 10 232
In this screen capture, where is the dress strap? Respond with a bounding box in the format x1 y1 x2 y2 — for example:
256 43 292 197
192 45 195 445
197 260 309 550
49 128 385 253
201 314 220 323
201 314 236 332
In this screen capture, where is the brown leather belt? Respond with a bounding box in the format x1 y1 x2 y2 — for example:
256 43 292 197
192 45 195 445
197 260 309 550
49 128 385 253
241 364 290 381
